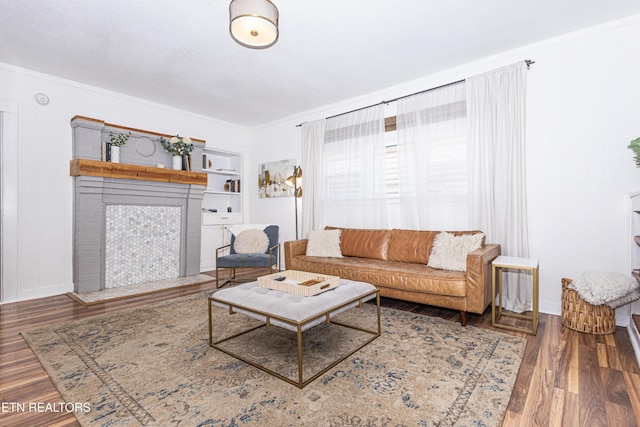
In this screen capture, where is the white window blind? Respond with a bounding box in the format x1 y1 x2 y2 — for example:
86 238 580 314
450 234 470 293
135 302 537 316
320 82 467 229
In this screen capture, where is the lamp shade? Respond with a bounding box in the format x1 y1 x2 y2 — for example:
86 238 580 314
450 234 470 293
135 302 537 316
285 166 302 198
229 0 279 49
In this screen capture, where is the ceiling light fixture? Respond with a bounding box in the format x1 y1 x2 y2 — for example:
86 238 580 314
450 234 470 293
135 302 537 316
229 0 279 49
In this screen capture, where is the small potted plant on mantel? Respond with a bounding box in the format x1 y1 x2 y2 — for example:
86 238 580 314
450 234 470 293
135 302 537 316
159 135 194 170
627 138 640 166
109 131 131 163
628 137 640 166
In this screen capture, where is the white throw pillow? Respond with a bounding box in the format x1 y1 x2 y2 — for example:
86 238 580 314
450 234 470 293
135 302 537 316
306 229 344 258
427 232 484 272
233 229 269 254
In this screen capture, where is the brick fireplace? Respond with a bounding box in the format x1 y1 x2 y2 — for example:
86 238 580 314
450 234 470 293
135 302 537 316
70 116 207 294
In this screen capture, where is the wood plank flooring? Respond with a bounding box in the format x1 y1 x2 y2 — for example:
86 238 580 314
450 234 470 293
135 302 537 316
1 269 639 426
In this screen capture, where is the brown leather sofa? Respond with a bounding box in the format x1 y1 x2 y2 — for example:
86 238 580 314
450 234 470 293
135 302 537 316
284 227 500 326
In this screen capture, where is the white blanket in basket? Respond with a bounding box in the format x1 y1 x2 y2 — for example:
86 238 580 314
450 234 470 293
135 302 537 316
569 271 640 309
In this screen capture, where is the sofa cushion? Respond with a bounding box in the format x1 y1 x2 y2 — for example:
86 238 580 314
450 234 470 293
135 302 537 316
388 229 485 264
217 253 275 268
427 231 484 272
306 229 343 258
288 255 467 297
388 229 439 264
327 227 391 260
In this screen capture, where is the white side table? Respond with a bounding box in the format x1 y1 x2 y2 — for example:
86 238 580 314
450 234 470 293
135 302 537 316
491 255 539 335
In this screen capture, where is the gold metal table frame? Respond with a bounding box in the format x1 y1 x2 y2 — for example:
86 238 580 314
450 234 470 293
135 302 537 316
491 255 539 335
208 289 381 389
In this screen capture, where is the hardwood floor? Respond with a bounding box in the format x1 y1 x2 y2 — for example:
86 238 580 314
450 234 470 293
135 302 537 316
2 269 639 426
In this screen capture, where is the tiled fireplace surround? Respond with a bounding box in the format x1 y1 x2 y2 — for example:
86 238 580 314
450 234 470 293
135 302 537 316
70 116 206 293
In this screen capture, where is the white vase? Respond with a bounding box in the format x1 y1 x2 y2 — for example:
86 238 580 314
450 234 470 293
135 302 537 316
172 155 182 170
110 145 120 163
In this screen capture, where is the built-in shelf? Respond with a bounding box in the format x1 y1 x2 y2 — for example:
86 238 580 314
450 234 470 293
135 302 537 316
200 148 243 272
202 148 243 215
203 169 241 176
629 193 640 369
204 190 242 195
70 159 207 186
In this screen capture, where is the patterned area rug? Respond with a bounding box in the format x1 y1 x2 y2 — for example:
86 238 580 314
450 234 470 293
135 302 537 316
22 292 526 426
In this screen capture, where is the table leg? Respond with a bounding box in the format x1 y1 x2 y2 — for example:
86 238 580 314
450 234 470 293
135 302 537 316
297 325 303 387
208 297 213 346
491 264 497 327
497 267 503 318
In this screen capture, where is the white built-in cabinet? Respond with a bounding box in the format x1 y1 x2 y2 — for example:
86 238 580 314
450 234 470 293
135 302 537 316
200 213 240 272
628 192 640 367
200 148 244 272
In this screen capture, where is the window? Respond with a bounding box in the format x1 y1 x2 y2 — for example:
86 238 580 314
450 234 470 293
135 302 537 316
376 109 467 199
324 149 361 200
376 141 400 196
320 82 467 229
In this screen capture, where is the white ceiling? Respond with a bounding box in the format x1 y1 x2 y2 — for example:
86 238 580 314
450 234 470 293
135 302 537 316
1 1 639 127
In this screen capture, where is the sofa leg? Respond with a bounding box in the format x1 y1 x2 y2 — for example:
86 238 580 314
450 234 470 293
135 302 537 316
459 311 467 327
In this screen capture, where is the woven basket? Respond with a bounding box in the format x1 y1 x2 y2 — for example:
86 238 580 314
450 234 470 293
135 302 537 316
561 278 615 335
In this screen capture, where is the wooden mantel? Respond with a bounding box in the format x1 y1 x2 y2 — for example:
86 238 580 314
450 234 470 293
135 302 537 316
70 159 207 186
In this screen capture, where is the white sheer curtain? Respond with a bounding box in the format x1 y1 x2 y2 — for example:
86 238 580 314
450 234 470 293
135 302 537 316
467 62 530 313
396 81 468 230
300 119 326 238
321 105 388 228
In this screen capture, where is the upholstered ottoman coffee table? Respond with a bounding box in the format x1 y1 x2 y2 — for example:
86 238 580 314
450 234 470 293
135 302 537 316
208 279 380 388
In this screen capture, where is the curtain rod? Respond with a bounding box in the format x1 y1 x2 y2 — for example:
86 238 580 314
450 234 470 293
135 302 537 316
296 59 535 127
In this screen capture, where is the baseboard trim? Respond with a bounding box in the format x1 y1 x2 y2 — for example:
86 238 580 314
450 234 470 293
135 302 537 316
0 282 74 305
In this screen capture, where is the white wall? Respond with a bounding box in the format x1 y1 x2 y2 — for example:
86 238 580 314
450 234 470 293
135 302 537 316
0 64 250 303
249 15 640 323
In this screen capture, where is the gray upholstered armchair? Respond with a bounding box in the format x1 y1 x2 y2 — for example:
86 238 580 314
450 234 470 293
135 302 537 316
215 224 280 288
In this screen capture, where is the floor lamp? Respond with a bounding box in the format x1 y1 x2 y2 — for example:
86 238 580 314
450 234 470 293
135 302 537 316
285 166 302 239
